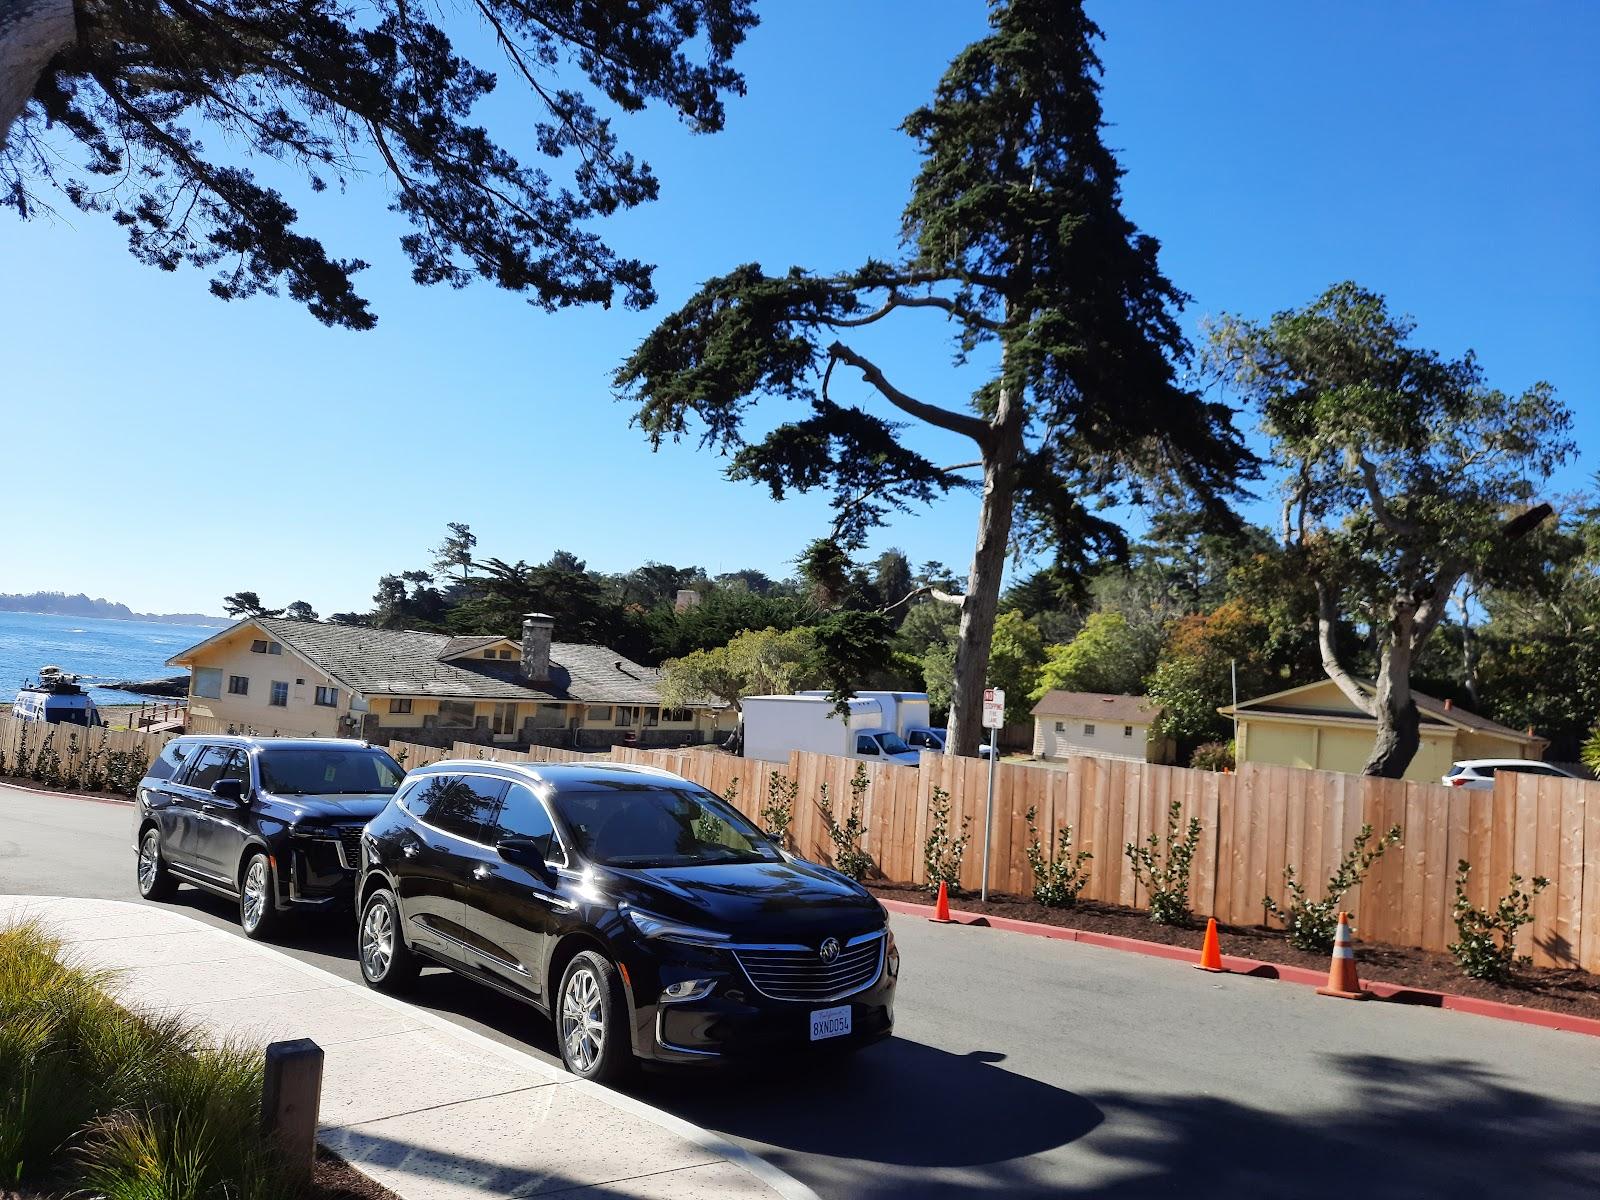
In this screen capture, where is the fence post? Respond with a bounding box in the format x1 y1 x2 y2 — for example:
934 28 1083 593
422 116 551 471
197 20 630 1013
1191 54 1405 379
262 1038 323 1182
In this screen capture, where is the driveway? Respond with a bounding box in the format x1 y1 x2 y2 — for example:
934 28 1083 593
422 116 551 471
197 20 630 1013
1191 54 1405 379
2 783 1597 1197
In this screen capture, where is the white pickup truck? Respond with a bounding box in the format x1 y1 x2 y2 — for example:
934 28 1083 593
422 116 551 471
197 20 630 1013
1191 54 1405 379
741 695 922 766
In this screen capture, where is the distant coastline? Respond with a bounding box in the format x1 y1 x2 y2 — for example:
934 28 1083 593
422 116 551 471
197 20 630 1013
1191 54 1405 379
0 592 228 627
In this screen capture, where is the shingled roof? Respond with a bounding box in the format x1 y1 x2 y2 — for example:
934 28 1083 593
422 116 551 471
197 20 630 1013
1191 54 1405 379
174 618 696 707
1031 691 1162 724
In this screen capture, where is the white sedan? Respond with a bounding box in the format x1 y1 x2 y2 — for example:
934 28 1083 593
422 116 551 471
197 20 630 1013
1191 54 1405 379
1441 759 1583 789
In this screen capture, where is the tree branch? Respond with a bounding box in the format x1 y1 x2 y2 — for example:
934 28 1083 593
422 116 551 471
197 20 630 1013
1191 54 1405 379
826 341 989 443
1351 451 1418 538
826 290 1003 333
882 584 964 615
1316 579 1375 716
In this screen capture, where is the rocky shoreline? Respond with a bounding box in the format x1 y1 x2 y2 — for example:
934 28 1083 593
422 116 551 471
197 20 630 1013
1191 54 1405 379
93 674 188 697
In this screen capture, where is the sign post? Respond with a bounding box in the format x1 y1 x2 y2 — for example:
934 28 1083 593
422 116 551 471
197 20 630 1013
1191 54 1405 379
980 687 1005 901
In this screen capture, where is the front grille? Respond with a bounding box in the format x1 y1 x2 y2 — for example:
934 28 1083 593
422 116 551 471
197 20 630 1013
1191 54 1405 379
336 827 364 869
733 934 885 1002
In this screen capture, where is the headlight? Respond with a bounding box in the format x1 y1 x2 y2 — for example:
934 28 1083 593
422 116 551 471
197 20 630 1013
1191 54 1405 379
623 907 731 947
886 928 900 979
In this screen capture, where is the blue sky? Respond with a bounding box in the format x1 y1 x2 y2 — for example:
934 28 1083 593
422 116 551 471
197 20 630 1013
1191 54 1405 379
3 1 1595 617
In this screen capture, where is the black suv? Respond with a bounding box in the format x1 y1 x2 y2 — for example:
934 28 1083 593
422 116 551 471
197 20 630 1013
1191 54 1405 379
356 760 898 1081
134 736 404 938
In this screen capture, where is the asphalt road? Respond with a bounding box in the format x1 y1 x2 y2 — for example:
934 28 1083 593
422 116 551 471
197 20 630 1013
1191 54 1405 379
4 783 1599 1198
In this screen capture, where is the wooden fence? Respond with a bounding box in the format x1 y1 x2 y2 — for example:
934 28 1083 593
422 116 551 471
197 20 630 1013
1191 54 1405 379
0 714 175 788
385 740 606 769
608 747 1600 974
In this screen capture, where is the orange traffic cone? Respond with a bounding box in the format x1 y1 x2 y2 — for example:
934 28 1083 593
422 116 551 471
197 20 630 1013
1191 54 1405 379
931 881 953 923
1194 918 1225 972
1316 911 1370 1000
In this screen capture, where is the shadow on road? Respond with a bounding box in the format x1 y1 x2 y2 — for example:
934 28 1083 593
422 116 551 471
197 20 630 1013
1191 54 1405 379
1040 1053 1600 1200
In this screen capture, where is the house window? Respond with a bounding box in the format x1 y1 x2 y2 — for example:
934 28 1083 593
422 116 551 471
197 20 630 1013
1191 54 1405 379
1083 723 1095 736
389 698 413 714
644 708 659 728
484 650 497 658
228 675 249 696
588 706 613 724
1054 721 1064 733
437 699 476 728
268 642 282 654
664 708 693 723
492 703 519 735
251 640 268 654
270 681 288 707
500 649 514 659
617 707 634 728
314 685 339 707
1124 725 1134 738
193 668 223 699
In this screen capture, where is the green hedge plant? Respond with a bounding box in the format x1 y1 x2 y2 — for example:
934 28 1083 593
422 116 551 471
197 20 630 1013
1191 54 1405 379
1125 800 1201 926
923 786 971 896
1024 805 1092 908
1262 823 1403 953
1449 861 1549 982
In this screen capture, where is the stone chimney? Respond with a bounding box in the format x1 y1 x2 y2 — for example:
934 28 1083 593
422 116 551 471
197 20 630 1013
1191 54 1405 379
1443 698 1453 711
521 613 553 683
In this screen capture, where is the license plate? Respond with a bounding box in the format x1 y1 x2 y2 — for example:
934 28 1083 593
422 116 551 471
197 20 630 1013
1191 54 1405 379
810 1005 852 1041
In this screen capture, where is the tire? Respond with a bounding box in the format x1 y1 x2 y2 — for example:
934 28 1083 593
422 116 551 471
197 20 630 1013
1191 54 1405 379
556 950 635 1084
238 851 282 941
358 889 420 993
135 827 177 901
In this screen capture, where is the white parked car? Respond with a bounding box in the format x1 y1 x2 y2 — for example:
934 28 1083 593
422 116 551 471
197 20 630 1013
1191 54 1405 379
1441 759 1582 789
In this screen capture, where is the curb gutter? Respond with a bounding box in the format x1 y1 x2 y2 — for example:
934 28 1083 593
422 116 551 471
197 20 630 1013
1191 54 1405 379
878 897 1600 1040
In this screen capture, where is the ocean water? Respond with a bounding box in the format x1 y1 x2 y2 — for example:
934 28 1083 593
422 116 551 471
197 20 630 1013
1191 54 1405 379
0 611 221 704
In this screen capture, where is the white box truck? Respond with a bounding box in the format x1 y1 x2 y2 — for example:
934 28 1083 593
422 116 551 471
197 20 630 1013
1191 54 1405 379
741 695 921 766
798 690 945 750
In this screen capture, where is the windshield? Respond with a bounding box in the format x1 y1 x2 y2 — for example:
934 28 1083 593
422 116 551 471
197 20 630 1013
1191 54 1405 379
550 783 780 868
876 731 912 755
257 748 403 796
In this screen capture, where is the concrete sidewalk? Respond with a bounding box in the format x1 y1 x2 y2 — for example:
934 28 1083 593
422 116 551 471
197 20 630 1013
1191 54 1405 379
0 895 813 1200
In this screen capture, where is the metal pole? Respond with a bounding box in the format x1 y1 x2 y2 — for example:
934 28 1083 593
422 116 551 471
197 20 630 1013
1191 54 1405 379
981 723 997 901
1231 658 1239 752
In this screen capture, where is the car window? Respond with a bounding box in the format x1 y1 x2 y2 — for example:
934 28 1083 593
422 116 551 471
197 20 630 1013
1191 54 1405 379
148 740 201 782
856 735 877 755
1492 763 1552 776
487 783 563 862
413 774 506 842
257 747 403 796
549 782 781 868
184 746 234 791
877 731 912 755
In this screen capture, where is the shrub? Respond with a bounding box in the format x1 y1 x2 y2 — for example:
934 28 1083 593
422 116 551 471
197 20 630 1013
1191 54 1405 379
1024 805 1092 908
814 764 874 881
1125 800 1202 925
1189 740 1235 772
1449 861 1549 982
0 920 296 1196
923 786 971 896
103 751 148 796
760 773 798 846
1262 823 1403 953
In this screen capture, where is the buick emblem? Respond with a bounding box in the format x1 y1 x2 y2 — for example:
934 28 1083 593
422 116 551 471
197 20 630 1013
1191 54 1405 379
818 937 840 964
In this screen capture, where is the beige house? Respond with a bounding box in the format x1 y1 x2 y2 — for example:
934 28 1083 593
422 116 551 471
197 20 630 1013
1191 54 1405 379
1031 691 1174 763
1219 679 1546 782
167 613 733 751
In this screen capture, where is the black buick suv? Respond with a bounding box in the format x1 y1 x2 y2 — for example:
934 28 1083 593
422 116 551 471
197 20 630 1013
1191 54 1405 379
356 759 898 1081
133 736 405 938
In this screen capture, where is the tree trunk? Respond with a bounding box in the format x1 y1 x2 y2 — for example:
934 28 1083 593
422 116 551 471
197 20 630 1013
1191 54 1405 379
946 395 1023 758
1362 614 1420 778
0 0 74 146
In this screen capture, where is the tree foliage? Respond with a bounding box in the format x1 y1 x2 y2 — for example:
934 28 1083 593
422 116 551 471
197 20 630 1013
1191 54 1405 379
615 0 1250 754
1032 612 1151 699
1210 281 1573 776
657 627 817 712
4 0 755 327
221 591 281 619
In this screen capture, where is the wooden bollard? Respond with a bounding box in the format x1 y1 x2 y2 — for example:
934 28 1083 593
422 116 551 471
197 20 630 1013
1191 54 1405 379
262 1039 323 1181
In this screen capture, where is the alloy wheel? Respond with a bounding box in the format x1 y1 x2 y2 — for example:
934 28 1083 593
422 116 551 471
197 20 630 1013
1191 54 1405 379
241 858 268 931
137 833 160 892
361 899 394 980
561 967 605 1073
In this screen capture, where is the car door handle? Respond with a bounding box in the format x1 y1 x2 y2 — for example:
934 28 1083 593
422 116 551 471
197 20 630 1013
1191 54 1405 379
401 844 419 858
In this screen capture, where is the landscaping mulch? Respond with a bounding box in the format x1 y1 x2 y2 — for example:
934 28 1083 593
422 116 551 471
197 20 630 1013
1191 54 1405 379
870 883 1600 1023
314 1146 399 1200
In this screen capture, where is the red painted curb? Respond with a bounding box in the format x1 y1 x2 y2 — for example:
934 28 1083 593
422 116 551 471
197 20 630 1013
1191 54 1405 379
878 896 1600 1039
0 777 133 807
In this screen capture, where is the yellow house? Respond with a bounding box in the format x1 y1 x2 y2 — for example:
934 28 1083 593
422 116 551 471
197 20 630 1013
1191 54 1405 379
1219 679 1546 782
167 613 733 750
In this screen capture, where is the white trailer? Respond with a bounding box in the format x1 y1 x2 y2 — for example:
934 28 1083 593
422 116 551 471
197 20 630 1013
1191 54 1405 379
741 695 921 766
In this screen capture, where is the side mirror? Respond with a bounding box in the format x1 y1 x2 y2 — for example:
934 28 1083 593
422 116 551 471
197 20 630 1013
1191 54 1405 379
211 778 245 804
